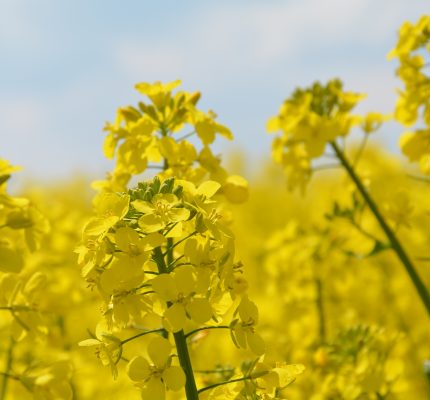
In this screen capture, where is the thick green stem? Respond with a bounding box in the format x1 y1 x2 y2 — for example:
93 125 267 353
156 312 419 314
330 141 430 317
154 246 199 400
174 331 199 400
0 338 14 400
315 278 326 343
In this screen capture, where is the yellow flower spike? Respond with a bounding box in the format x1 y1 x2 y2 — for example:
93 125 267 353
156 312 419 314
268 79 366 191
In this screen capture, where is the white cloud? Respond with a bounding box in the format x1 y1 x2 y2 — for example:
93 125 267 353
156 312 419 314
114 0 422 81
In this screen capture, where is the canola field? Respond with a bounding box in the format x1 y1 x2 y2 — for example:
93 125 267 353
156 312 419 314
1 15 430 400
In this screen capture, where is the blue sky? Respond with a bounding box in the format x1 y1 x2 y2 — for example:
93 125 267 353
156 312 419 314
1 0 429 184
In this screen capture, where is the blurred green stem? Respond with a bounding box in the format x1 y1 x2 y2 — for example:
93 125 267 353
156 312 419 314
330 141 430 318
0 337 14 400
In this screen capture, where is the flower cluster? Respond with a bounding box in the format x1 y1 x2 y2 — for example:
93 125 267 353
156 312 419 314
97 80 247 204
390 15 430 175
77 81 302 399
0 160 74 399
267 79 389 193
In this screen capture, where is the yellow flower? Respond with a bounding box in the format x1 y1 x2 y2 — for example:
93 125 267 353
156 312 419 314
151 266 213 332
133 193 190 234
126 336 185 400
83 192 130 237
253 362 305 396
79 322 122 379
231 297 265 355
361 112 390 134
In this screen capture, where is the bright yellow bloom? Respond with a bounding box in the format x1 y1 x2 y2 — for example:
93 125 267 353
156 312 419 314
151 266 212 332
79 322 122 379
231 297 265 355
126 336 185 400
134 193 190 234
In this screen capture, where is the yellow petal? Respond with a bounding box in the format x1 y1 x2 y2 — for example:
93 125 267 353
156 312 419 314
196 181 221 198
169 208 190 223
139 214 165 233
148 336 171 368
141 377 166 400
247 332 265 356
126 356 151 381
115 227 140 251
186 298 212 324
174 267 196 295
152 274 178 302
162 366 185 391
164 303 186 332
132 200 154 214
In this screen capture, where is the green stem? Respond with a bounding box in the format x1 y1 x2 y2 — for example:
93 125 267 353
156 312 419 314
185 326 230 339
0 338 14 400
330 141 430 317
177 131 196 142
195 367 235 374
154 245 199 400
197 375 256 394
120 329 165 345
162 232 197 258
173 331 199 400
315 278 326 343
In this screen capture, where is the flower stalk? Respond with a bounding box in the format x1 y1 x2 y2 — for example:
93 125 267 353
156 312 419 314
330 140 430 317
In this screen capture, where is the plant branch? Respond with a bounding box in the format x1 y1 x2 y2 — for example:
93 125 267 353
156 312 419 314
185 325 230 339
120 329 165 345
0 337 15 400
331 140 430 317
154 245 199 400
198 375 256 394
